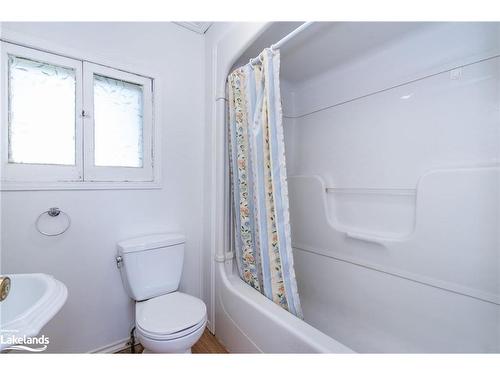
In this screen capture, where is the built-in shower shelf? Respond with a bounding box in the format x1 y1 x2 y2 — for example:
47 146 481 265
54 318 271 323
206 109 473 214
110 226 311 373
325 187 416 196
323 184 417 243
344 230 409 244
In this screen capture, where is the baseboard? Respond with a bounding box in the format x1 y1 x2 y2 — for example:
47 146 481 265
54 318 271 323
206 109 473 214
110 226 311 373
89 323 215 353
89 337 130 354
207 320 215 334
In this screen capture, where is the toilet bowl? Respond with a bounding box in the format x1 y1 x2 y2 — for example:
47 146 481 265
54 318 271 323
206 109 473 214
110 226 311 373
135 291 207 353
137 319 207 353
116 233 207 353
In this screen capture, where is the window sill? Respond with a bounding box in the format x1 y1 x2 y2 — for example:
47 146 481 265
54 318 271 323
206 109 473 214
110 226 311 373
0 180 162 191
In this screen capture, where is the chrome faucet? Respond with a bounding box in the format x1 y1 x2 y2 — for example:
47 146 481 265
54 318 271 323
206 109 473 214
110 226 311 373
0 276 11 302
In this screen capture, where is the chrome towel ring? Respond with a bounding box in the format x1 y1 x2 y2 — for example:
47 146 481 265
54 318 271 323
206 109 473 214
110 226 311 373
36 207 71 236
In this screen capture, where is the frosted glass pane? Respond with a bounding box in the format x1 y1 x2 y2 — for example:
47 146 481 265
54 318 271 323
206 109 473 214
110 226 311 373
93 74 144 168
8 55 76 165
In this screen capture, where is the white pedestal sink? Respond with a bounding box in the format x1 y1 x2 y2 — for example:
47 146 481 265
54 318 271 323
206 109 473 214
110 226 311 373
0 273 67 352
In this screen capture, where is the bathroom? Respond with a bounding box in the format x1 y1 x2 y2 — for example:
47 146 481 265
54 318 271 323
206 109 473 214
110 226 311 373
1 1 499 373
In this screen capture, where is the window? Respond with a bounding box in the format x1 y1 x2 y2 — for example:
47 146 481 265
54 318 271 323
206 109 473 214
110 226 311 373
9 55 77 166
83 62 153 182
1 42 157 189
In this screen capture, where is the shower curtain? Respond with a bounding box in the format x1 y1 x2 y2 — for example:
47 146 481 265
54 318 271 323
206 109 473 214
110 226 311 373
227 48 303 318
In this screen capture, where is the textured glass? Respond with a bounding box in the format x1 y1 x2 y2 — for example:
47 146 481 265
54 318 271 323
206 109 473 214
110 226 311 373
8 55 76 165
93 74 144 168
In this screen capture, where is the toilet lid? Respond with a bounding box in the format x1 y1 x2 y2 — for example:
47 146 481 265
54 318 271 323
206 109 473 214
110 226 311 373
136 292 206 336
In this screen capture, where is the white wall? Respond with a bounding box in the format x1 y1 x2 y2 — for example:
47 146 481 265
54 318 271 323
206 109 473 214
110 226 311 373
0 22 205 353
282 23 500 352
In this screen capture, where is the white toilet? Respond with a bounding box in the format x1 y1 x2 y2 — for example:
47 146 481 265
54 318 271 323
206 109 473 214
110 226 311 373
117 233 207 353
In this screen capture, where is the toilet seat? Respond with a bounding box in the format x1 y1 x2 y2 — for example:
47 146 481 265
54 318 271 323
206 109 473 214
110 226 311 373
136 292 207 341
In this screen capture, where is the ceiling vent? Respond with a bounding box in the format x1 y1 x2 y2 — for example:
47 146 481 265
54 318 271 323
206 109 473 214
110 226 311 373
174 22 212 34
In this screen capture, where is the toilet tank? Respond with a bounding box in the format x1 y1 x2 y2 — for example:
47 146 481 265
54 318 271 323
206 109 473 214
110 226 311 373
117 233 185 301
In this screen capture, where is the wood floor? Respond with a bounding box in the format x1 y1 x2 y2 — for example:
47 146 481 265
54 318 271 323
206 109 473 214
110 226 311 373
116 329 228 354
192 329 228 354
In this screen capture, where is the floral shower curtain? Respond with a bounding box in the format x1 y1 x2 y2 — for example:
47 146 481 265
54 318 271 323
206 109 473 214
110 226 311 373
227 48 303 318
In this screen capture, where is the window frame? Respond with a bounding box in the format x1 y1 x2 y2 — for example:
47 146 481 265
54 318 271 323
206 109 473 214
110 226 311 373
1 42 84 183
83 62 154 182
0 40 160 190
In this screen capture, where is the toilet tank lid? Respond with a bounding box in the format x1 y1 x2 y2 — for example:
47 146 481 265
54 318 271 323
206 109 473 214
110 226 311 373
117 233 185 254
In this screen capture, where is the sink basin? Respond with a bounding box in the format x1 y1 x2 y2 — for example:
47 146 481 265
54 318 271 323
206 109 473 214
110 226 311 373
0 273 67 351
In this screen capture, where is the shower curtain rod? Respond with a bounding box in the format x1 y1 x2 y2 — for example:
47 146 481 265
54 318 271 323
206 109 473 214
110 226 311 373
249 22 314 66
216 23 314 102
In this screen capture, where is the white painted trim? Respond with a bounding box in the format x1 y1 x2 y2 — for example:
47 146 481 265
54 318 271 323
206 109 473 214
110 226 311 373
1 180 161 191
206 320 214 334
1 42 84 183
83 62 154 182
89 337 130 354
0 31 162 191
207 40 219 335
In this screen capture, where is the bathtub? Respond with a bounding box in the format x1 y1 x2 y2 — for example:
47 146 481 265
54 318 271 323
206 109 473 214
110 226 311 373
214 260 353 353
